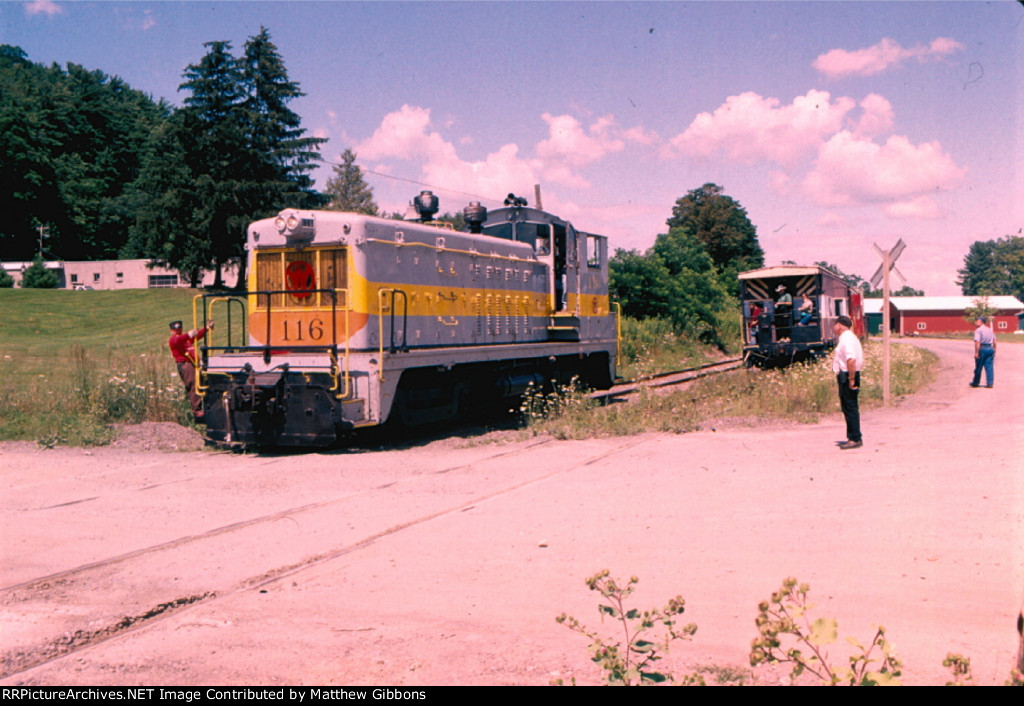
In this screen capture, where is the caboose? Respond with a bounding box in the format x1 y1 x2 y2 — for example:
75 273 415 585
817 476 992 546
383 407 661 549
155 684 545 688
193 192 618 447
739 265 864 367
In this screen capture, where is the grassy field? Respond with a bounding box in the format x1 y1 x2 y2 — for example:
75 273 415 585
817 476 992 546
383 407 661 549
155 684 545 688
0 289 213 445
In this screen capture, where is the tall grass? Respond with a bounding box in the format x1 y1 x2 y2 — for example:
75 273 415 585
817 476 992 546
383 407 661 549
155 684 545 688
0 345 191 446
619 317 723 380
523 341 937 440
0 288 204 445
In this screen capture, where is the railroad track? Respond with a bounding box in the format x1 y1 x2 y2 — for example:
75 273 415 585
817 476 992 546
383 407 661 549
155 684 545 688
597 357 744 400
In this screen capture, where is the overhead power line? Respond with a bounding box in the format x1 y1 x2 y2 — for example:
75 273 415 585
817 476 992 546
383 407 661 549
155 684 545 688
316 155 506 207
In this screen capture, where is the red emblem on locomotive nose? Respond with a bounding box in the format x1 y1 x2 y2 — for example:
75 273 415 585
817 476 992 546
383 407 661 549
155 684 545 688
285 261 316 298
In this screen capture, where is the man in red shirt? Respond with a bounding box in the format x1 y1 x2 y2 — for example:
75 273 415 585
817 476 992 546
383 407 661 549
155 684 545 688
168 319 214 422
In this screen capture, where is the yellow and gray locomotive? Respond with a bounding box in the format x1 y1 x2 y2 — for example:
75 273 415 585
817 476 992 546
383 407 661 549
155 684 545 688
194 192 618 447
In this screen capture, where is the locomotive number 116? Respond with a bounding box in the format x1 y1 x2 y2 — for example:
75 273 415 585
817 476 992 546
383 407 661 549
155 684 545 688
280 317 325 342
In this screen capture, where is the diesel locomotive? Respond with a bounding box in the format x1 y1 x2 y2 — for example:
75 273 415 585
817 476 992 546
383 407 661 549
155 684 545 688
192 192 618 447
740 265 865 367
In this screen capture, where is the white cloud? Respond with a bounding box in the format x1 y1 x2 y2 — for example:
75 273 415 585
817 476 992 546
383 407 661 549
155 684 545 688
813 37 965 79
852 94 894 137
802 131 966 214
25 1 62 16
669 90 854 164
357 106 653 201
357 106 544 200
536 113 625 166
883 195 943 220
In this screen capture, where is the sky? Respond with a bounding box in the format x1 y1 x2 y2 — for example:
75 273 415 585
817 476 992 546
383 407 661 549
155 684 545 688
3 0 1022 295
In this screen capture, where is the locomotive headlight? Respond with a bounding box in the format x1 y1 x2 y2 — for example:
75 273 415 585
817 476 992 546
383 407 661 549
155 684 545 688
274 213 301 233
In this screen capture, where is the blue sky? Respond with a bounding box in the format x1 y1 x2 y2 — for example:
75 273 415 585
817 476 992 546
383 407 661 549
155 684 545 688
4 1 1021 295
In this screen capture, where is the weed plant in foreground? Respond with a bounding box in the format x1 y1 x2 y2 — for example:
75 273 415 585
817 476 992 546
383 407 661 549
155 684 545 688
560 572 1021 686
523 341 937 440
556 571 701 685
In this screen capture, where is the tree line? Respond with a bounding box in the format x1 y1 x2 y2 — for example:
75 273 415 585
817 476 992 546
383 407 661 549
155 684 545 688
0 31 325 288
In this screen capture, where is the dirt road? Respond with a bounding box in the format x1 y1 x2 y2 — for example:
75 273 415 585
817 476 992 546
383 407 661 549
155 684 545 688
1 338 1021 686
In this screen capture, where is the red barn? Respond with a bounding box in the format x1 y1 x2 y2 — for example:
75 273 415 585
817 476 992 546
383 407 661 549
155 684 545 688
865 296 1024 335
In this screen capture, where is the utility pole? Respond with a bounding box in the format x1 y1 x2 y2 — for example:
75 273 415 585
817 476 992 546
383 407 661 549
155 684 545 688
870 239 906 406
37 225 50 258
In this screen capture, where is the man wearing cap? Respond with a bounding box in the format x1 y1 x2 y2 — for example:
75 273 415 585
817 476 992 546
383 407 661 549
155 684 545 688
168 319 214 422
832 315 863 450
969 316 996 388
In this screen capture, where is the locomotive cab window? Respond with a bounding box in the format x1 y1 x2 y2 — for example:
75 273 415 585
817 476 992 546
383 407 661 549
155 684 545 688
587 235 603 268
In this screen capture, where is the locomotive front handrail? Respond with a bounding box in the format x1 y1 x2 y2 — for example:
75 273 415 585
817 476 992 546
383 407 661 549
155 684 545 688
193 293 249 394
196 288 352 398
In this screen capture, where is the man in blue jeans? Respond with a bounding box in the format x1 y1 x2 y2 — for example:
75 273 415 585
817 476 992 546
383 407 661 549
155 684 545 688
969 316 996 388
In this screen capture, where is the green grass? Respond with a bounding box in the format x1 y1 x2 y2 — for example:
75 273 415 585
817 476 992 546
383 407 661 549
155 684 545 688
0 288 214 445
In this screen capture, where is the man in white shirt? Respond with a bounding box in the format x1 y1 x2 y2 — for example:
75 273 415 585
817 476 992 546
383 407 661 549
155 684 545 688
832 315 864 450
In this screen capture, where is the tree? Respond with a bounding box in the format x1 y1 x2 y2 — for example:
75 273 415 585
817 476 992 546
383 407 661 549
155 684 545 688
124 115 212 286
610 228 729 341
0 46 168 261
964 296 998 325
666 183 764 275
178 40 250 288
19 255 59 288
128 31 326 288
324 149 378 215
0 267 13 288
957 235 1024 301
240 27 325 207
609 248 676 322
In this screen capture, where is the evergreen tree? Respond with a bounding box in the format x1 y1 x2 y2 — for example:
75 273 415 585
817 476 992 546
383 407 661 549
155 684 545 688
242 27 325 201
128 31 326 288
124 115 212 286
20 255 59 288
0 267 14 288
177 40 249 288
324 149 378 215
